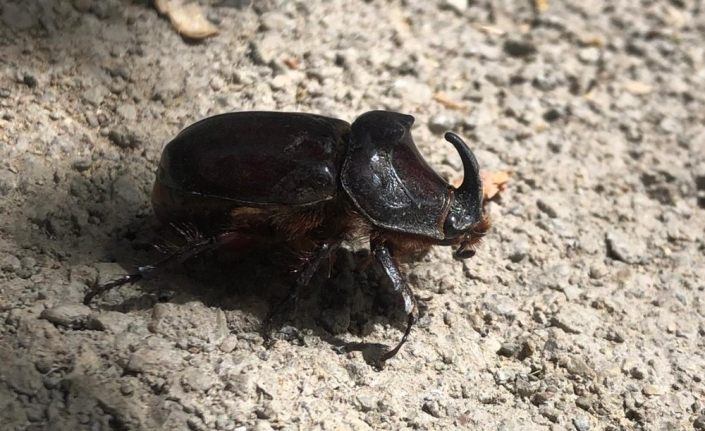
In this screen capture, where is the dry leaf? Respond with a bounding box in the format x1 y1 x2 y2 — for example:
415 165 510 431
452 170 510 201
283 57 300 70
623 80 652 95
578 33 606 48
155 0 218 40
534 0 550 13
481 170 510 200
476 24 506 36
433 92 466 111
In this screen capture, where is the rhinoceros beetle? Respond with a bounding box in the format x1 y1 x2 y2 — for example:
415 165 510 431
85 110 490 364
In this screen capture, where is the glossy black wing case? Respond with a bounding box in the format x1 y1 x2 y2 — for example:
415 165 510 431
156 112 351 206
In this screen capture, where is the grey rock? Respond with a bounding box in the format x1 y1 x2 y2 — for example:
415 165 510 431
605 231 646 264
90 1 116 19
497 342 518 357
108 126 142 149
503 39 537 58
149 302 228 343
259 11 290 32
72 158 92 172
23 73 38 88
355 394 377 412
440 0 467 14
2 3 36 31
112 172 144 206
125 344 183 374
249 34 283 65
428 113 460 134
40 303 92 329
209 75 226 91
0 348 43 396
87 311 132 333
575 396 592 411
219 335 239 353
629 366 646 380
537 196 570 219
181 367 218 392
1 254 22 273
539 406 560 423
253 421 275 431
72 0 93 13
152 68 186 102
694 415 705 430
391 78 432 105
642 384 665 396
116 104 137 121
270 74 293 91
421 399 444 418
0 169 18 196
82 85 108 106
605 328 626 343
577 47 600 64
588 264 606 279
552 301 600 334
572 416 590 431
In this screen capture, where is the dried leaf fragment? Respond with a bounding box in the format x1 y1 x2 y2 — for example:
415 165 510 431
433 92 467 111
154 0 218 40
534 0 550 13
623 80 652 95
480 170 510 201
453 170 510 201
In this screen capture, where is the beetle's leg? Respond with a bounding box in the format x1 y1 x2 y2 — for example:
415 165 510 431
372 243 418 365
83 231 240 305
264 240 341 333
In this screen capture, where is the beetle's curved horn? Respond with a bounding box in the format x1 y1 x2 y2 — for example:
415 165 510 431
441 132 483 238
444 132 481 202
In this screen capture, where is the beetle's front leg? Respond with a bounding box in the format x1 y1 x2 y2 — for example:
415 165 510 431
372 242 418 365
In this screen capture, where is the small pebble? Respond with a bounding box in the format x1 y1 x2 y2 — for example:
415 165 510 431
497 342 518 357
693 415 705 430
572 416 590 431
428 113 460 134
108 126 142 149
40 303 92 329
539 406 560 423
605 231 646 264
504 39 537 57
575 396 592 411
642 384 664 396
23 74 38 88
1 254 22 273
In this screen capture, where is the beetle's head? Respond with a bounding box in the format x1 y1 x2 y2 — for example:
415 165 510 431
441 132 490 260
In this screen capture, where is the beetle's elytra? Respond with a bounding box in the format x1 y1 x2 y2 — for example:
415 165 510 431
86 110 490 365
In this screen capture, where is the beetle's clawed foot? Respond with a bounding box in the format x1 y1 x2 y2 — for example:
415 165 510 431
376 312 416 367
83 273 144 306
329 312 417 370
262 289 300 342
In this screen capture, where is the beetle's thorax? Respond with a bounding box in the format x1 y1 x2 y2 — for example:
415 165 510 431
340 111 453 240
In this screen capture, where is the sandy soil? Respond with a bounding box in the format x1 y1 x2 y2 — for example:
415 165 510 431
1 0 704 430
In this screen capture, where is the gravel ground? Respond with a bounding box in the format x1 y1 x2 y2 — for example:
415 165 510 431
1 0 704 430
